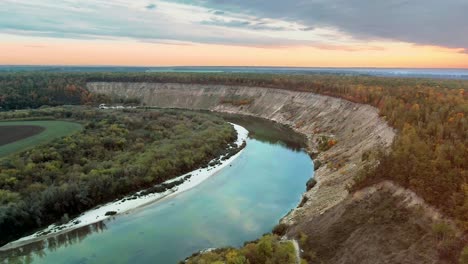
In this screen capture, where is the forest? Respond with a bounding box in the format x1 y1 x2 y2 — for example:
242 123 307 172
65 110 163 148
0 72 138 110
0 107 238 245
0 72 466 228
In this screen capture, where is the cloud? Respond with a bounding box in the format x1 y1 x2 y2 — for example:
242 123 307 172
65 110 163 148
300 27 315 31
200 18 291 31
202 19 250 28
145 4 157 10
2 0 463 52
177 0 468 49
0 0 256 44
0 0 346 48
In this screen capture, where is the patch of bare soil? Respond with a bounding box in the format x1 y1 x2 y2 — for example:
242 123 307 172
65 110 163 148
287 183 465 264
0 126 45 146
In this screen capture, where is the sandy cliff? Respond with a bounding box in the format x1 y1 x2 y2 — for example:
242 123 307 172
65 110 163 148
88 82 455 263
88 82 394 222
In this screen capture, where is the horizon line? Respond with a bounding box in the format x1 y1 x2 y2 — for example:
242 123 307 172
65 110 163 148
1 65 468 70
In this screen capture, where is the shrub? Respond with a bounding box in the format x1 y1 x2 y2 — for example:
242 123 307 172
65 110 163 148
313 160 322 171
272 223 289 236
105 211 117 216
306 178 317 191
432 222 455 241
316 136 337 151
298 196 309 207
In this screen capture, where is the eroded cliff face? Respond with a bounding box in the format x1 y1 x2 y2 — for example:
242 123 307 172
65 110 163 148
88 82 395 224
88 83 456 263
288 181 452 264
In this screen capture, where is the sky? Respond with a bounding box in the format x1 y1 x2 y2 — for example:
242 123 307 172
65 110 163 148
1 0 468 68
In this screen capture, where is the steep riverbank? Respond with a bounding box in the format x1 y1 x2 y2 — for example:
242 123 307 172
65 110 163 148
88 82 395 223
89 82 465 263
286 181 460 264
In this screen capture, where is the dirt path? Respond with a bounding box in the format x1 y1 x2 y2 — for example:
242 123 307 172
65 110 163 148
292 239 301 264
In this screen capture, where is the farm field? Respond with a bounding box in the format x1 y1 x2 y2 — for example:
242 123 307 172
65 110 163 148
0 120 83 158
0 125 45 146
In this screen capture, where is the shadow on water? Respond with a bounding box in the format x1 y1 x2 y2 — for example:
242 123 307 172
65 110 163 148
219 113 308 152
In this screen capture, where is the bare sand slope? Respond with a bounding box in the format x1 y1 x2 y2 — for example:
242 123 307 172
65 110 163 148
88 83 459 263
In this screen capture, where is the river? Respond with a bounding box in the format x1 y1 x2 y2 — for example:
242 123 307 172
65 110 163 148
1 115 314 264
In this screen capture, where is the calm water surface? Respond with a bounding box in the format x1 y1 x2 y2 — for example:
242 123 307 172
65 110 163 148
2 116 313 264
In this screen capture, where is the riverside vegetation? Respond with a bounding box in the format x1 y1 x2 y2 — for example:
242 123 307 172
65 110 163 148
183 234 300 264
0 106 239 246
1 72 467 262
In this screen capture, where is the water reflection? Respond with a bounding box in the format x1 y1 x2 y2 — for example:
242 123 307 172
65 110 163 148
1 222 107 263
220 114 307 151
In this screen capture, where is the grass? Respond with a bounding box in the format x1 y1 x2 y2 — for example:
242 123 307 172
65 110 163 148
0 120 83 158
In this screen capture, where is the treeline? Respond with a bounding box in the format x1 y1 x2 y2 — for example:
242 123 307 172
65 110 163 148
183 234 300 264
0 73 138 110
0 73 90 110
0 107 237 245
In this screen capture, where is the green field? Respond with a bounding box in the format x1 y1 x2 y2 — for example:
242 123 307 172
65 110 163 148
0 120 83 158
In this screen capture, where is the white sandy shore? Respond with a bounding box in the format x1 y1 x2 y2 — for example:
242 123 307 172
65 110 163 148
1 123 248 251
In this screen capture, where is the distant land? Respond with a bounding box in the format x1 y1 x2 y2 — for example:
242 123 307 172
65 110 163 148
1 66 468 80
